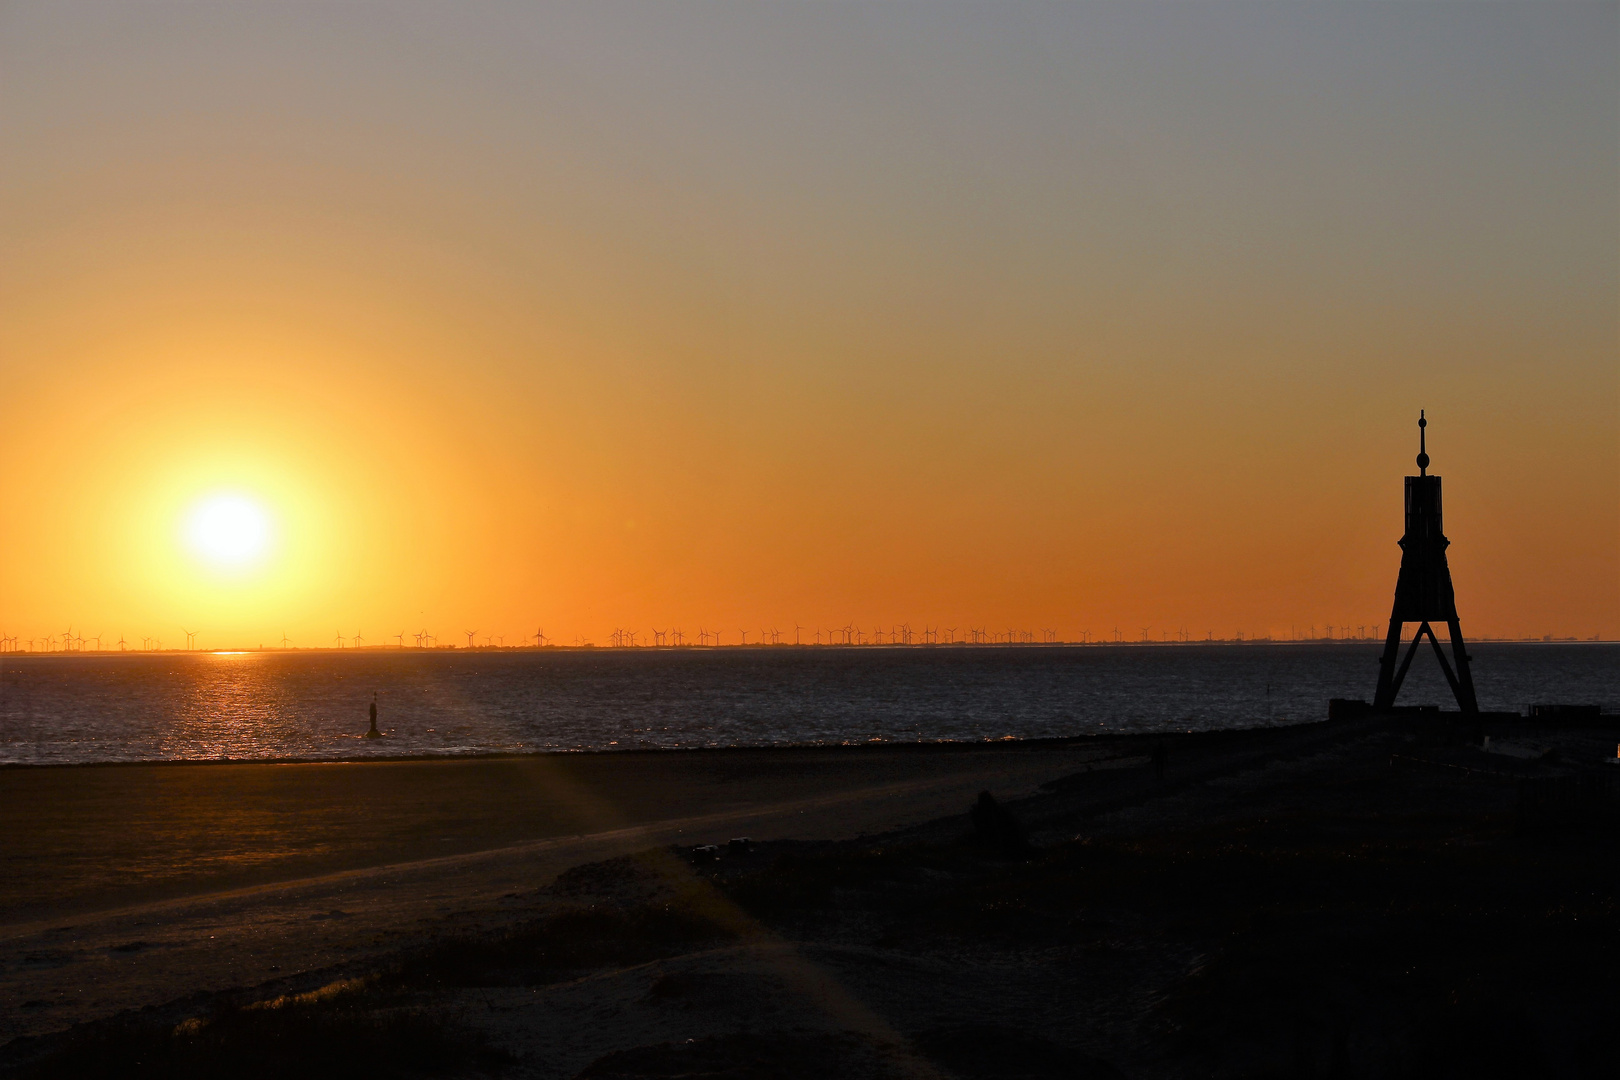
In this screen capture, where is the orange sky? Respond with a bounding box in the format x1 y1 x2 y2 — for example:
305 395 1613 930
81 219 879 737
1 2 1615 648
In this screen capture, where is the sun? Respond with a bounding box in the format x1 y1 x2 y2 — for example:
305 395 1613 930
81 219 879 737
182 493 274 573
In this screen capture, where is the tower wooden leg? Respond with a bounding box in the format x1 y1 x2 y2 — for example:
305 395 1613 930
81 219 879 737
1445 618 1480 716
1373 620 1404 709
1423 624 1464 704
1388 622 1429 704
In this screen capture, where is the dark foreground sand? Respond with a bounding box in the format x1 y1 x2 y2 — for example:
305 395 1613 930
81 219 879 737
3 720 1617 1078
0 740 1128 1040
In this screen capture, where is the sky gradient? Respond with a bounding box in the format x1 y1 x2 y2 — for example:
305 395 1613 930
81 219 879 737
2 1 1616 648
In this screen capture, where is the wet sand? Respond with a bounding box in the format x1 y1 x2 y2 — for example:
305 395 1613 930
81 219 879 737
0 739 1126 1039
12 719 1609 1078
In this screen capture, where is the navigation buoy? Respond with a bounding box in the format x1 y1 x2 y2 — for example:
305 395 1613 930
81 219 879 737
365 692 382 738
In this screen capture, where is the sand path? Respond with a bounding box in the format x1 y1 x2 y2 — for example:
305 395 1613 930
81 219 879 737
1 742 1115 1040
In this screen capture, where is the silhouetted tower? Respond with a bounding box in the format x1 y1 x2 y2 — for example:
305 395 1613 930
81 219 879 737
1372 412 1479 715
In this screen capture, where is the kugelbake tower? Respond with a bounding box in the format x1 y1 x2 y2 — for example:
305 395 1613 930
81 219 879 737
1372 412 1480 715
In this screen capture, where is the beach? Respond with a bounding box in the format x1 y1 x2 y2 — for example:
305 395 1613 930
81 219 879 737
2 739 1125 1041
4 717 1617 1077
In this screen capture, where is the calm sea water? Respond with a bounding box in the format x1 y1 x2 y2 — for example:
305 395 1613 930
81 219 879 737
0 643 1613 766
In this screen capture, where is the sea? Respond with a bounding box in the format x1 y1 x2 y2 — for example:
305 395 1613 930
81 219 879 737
0 643 1614 766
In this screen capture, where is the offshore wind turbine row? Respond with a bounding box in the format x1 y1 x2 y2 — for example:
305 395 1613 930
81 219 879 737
0 622 1398 653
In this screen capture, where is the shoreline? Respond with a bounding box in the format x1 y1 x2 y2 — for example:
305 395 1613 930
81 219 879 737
0 638 1607 658
0 723 1315 771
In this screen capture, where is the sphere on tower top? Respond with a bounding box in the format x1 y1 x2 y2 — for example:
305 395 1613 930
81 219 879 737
1415 410 1429 473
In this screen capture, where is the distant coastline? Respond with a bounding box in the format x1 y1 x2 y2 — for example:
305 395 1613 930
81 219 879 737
0 637 1606 656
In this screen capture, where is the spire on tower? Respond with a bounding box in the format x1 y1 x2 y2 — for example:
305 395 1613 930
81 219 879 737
1416 409 1429 476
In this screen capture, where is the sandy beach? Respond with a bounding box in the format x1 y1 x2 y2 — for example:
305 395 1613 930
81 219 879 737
4 718 1616 1078
1 739 1127 1041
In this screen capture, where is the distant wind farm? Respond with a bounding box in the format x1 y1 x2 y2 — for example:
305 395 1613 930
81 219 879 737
1 622 1595 654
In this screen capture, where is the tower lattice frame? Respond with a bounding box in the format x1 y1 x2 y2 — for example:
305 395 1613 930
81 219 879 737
1372 412 1480 716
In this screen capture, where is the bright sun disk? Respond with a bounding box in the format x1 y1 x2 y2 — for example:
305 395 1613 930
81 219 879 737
183 493 272 571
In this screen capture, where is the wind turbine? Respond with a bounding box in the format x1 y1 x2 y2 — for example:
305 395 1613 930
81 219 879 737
280 633 292 648
334 631 345 649
466 630 478 649
183 629 197 650
395 631 405 648
353 630 364 648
